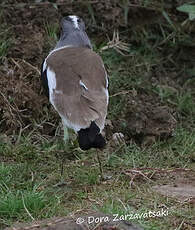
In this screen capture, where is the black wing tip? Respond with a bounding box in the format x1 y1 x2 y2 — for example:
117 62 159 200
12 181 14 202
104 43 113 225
78 121 106 150
40 61 49 99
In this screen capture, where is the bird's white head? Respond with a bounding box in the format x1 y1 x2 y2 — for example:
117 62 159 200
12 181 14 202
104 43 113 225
55 15 92 49
62 15 85 31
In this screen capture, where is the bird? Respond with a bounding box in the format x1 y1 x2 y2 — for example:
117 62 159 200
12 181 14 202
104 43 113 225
41 15 109 153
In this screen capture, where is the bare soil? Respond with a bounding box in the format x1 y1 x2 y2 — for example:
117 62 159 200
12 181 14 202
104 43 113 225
1 0 194 143
5 212 144 230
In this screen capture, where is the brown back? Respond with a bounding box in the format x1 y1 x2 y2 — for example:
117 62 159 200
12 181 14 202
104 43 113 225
46 47 108 131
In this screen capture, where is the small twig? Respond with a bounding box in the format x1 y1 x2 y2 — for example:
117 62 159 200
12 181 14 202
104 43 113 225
21 193 35 221
15 124 31 145
91 222 102 230
96 150 103 180
88 197 102 205
131 169 153 182
126 167 194 174
129 174 136 187
117 198 127 211
175 219 185 230
110 90 132 97
11 58 41 75
10 58 22 69
60 161 64 176
100 30 131 56
124 169 153 184
21 59 41 75
31 172 34 183
0 1 99 8
15 126 22 145
124 167 194 186
0 92 23 126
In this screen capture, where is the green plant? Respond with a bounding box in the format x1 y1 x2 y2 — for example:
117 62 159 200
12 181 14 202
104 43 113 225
44 21 58 45
177 4 195 21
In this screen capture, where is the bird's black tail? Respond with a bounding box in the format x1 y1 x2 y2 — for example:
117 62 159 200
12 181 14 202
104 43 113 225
77 121 106 150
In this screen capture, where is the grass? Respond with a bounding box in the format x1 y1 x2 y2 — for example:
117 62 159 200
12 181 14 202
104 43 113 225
0 163 59 227
0 1 195 230
177 92 195 117
0 125 194 229
0 39 10 59
44 21 59 48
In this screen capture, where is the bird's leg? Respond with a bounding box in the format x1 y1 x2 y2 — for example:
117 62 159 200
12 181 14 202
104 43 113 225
96 149 103 180
60 125 69 176
63 125 69 145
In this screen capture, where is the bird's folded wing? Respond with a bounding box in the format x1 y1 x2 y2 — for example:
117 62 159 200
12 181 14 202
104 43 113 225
46 47 108 130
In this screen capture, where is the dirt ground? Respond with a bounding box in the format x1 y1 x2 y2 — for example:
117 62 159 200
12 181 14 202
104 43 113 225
1 0 193 141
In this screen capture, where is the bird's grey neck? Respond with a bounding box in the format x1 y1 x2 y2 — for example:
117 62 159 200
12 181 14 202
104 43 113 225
55 30 92 49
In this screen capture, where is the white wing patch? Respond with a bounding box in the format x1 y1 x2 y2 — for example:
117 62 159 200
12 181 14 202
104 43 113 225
55 90 63 94
69 15 79 29
104 88 109 105
46 65 86 132
46 66 56 105
79 80 88 90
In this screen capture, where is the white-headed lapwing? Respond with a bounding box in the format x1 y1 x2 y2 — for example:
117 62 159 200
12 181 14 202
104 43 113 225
41 16 108 152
